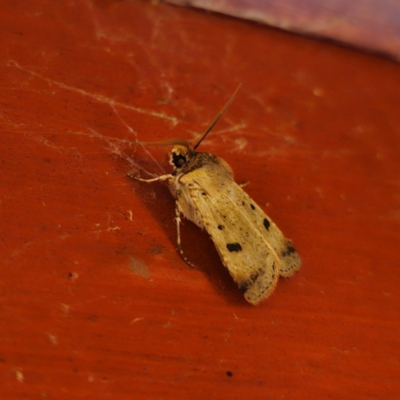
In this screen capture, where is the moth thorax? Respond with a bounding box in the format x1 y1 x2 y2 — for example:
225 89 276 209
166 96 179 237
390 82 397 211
170 145 189 169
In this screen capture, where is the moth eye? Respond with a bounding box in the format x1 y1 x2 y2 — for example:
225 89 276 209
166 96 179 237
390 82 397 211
172 153 187 168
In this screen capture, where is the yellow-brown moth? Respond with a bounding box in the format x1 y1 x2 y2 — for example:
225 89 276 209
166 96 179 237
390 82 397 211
130 88 301 305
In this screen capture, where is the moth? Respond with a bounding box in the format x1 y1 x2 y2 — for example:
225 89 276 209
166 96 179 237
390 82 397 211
130 88 301 305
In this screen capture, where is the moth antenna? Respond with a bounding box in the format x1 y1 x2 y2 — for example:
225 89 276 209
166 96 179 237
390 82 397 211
141 138 190 150
193 84 242 151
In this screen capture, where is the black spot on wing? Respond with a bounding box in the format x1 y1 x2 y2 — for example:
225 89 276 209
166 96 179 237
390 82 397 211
281 245 296 257
226 243 242 252
218 225 224 230
250 204 255 210
263 218 270 230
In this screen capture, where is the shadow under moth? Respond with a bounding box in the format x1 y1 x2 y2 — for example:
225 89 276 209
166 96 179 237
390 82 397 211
130 87 301 305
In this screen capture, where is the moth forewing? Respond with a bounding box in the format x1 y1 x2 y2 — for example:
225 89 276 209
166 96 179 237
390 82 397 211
174 157 299 305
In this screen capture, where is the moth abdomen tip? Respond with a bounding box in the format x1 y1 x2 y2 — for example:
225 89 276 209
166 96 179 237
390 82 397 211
239 282 249 294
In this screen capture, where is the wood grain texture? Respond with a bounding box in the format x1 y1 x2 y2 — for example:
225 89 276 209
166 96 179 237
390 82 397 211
1 0 400 398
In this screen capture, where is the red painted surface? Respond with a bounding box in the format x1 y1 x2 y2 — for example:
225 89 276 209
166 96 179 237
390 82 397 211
1 1 400 398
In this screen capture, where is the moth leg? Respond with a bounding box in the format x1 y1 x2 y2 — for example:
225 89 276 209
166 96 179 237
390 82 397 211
175 203 195 268
127 171 173 183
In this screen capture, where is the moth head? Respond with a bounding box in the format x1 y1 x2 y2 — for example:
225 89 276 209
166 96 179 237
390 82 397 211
170 144 190 169
139 137 191 169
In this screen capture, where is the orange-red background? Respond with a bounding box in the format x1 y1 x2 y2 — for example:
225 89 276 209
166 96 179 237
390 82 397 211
1 1 399 398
